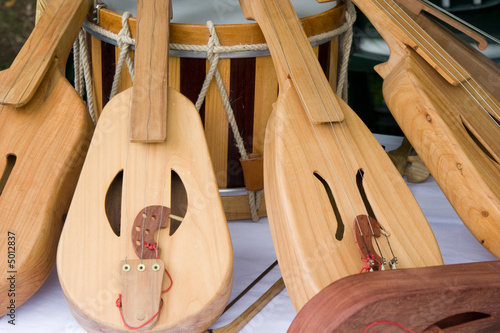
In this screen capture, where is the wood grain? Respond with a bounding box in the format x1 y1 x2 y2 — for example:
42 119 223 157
89 2 346 220
289 261 500 333
58 85 233 332
0 62 93 315
396 0 487 50
129 0 169 142
241 0 443 311
240 0 343 124
405 4 500 102
97 5 344 46
205 59 230 189
382 48 500 256
0 0 94 315
351 0 500 257
57 1 232 330
120 259 165 329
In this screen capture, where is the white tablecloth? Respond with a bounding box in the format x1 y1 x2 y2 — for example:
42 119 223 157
1 134 496 332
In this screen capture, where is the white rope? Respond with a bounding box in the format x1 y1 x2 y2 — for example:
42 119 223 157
82 2 356 57
110 12 135 99
77 2 356 222
336 1 356 101
73 30 97 124
73 37 83 97
79 30 97 124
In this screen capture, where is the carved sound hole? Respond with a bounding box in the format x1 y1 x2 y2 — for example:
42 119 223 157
131 206 170 259
0 154 16 197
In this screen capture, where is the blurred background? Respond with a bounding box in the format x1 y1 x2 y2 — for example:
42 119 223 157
0 0 35 70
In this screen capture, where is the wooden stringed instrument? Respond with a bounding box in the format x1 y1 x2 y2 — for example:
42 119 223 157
336 0 500 257
289 261 500 332
239 0 443 311
0 0 94 315
57 0 233 331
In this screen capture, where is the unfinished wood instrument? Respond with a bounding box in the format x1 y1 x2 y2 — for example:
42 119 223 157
57 0 232 331
85 0 345 221
239 0 443 311
340 0 500 257
289 261 500 333
0 0 94 315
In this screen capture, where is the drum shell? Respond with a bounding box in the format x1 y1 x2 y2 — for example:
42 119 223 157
86 4 346 220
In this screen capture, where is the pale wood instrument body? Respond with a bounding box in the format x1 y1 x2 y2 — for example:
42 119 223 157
240 0 443 311
383 48 500 255
351 0 500 257
289 261 500 332
266 81 442 310
0 0 94 315
57 87 233 332
58 0 232 331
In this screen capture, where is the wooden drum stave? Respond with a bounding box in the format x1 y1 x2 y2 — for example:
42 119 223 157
82 0 347 220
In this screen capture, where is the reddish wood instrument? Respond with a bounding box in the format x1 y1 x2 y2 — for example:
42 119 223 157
0 0 93 315
239 0 443 311
342 0 500 258
57 0 233 331
289 261 500 333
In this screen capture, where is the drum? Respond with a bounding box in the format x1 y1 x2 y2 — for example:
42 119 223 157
82 0 347 220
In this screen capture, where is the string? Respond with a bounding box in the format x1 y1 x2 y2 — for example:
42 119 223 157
375 0 500 127
122 92 133 263
115 269 173 330
139 0 158 263
277 0 390 266
264 0 389 267
360 254 382 273
150 0 172 267
121 0 171 276
363 320 417 333
421 0 500 46
116 297 163 330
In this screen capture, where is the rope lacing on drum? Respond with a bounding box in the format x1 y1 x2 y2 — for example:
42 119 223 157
73 30 97 124
72 1 357 222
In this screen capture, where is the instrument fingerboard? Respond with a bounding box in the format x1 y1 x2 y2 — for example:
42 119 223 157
130 0 171 142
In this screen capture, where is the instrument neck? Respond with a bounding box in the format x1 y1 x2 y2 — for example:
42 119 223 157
239 0 344 123
351 0 470 86
130 0 171 143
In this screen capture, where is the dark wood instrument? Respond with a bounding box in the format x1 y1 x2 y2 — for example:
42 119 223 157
289 261 500 333
239 0 443 311
0 0 94 315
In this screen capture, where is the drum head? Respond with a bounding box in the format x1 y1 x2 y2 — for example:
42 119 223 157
103 0 338 24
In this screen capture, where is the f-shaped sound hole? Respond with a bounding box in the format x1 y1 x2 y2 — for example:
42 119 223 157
313 172 344 241
170 170 187 236
105 170 123 237
0 155 16 197
462 118 499 165
430 312 491 330
356 169 376 219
